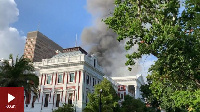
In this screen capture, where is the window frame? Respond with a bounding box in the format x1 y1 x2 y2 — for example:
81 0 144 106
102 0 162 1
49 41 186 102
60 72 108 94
92 78 95 86
44 94 49 107
57 73 63 84
68 93 73 104
46 74 52 85
86 75 89 85
56 94 60 107
69 72 75 83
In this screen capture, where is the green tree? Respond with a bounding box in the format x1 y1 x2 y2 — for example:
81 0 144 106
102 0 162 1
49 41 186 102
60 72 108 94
83 78 120 112
140 83 159 111
53 103 74 112
148 72 199 111
121 95 147 112
105 0 200 111
0 54 39 100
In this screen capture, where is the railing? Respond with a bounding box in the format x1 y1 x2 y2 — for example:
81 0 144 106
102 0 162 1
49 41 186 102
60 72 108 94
33 62 42 66
33 54 103 72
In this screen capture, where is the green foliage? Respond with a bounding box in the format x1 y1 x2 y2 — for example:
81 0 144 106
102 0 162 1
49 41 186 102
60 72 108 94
140 83 159 109
83 78 120 112
53 103 74 112
148 72 186 111
105 0 200 111
171 90 200 112
0 54 39 97
121 95 147 112
147 71 200 111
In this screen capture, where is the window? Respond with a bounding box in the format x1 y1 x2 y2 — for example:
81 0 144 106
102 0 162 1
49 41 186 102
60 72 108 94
58 73 63 83
84 73 85 83
120 86 124 90
46 75 51 84
121 94 124 99
93 78 95 86
68 93 73 104
69 73 75 82
90 76 91 85
56 94 60 107
44 94 49 107
128 85 135 96
94 59 96 67
83 93 84 100
86 75 89 85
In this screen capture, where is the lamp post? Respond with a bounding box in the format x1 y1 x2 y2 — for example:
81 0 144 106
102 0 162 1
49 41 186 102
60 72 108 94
99 89 102 112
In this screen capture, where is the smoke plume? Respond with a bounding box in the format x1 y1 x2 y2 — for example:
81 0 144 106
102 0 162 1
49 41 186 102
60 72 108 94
81 0 142 76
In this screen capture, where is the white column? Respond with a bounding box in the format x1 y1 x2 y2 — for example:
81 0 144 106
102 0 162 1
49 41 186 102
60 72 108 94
134 84 137 98
63 71 67 103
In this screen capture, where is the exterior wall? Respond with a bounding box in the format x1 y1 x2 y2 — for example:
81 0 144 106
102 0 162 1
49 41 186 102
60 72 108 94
111 75 145 101
24 31 63 62
24 50 104 112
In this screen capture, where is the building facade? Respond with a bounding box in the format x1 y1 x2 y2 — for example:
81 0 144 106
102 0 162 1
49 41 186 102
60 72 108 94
24 31 63 62
111 75 145 102
24 47 104 112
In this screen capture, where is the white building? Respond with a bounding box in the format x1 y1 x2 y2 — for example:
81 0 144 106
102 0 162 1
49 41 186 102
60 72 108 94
111 75 145 102
24 47 104 112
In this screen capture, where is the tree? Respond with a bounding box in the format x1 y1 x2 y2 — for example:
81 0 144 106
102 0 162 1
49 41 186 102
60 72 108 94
121 95 147 112
83 78 120 112
0 54 39 101
140 83 159 111
53 103 74 112
105 0 200 111
148 72 199 111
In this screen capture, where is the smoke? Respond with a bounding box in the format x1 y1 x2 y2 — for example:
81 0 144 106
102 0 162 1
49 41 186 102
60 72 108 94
81 0 142 76
0 0 25 59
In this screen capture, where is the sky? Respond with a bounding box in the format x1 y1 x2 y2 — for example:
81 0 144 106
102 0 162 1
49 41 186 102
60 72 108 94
13 0 92 48
0 0 92 59
0 0 159 81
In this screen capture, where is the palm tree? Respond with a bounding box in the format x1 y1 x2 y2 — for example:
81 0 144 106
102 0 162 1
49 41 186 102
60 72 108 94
0 54 39 104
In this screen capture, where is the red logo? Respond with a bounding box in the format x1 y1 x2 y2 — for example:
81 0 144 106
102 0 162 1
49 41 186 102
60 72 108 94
0 87 24 112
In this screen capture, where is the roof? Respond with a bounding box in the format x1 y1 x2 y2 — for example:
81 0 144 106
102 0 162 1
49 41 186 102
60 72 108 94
63 47 87 55
52 51 84 58
52 47 87 58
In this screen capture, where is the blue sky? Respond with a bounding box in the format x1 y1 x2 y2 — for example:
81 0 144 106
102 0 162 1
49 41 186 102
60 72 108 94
0 0 165 79
0 0 187 80
0 0 157 80
12 0 92 48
